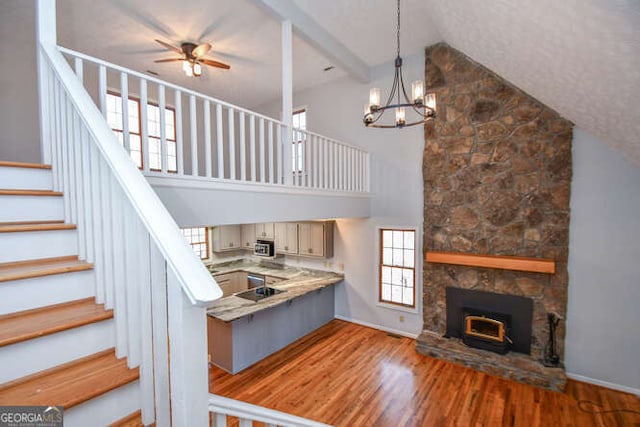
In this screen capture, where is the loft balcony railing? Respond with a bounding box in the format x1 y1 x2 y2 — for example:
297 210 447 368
59 47 370 193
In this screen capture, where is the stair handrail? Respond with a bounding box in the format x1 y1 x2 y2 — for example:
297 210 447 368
209 394 333 427
39 41 221 307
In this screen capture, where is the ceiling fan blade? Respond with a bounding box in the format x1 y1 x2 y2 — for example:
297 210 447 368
200 58 231 70
154 58 184 63
155 39 182 54
192 42 212 58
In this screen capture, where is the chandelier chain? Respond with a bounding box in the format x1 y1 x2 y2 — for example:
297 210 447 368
396 0 401 58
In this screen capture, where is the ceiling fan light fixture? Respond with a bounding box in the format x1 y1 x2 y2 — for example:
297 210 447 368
193 62 202 77
182 60 193 77
363 0 436 128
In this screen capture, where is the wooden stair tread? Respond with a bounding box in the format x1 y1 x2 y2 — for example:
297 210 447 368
109 410 146 427
0 161 51 170
0 298 113 347
0 349 139 409
0 256 92 282
0 189 62 196
0 222 76 233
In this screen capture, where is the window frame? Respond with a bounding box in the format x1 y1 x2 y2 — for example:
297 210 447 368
106 91 178 173
181 227 210 260
377 227 419 312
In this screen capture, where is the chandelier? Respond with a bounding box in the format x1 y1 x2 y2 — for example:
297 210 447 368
363 0 436 128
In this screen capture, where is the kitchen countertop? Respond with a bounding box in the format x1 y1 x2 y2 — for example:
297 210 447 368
206 259 344 322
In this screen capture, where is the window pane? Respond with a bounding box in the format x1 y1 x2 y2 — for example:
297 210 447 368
383 248 393 265
391 286 402 303
403 288 414 306
381 266 392 283
382 230 393 247
404 231 415 249
128 99 140 133
402 269 413 288
393 230 403 248
391 267 402 285
392 248 404 266
181 227 208 260
381 283 391 301
404 249 415 268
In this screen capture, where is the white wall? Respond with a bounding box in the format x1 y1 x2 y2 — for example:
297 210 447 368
0 0 41 163
256 53 427 337
565 127 640 394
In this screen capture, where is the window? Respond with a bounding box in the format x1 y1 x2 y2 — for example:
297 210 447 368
292 109 306 172
106 93 177 172
181 227 209 260
379 228 416 308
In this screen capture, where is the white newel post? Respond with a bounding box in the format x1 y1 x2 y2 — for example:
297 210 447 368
36 0 57 165
281 20 293 186
167 269 210 427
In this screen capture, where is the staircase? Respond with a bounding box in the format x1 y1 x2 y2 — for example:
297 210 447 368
0 161 144 426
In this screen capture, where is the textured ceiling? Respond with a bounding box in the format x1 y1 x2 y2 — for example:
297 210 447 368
424 0 640 166
56 0 640 165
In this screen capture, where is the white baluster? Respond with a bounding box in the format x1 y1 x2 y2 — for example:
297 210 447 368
268 121 274 183
137 224 155 425
229 108 236 180
276 124 282 184
259 118 265 183
175 90 184 175
73 57 83 83
239 112 246 181
124 203 140 367
139 79 150 173
120 72 130 154
216 103 224 179
101 160 114 309
190 95 198 176
159 84 168 174
249 114 256 182
204 100 212 178
90 143 105 304
72 109 86 259
111 183 128 359
98 65 107 118
81 125 94 262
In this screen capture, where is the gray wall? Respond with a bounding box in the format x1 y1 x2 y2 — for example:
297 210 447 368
565 127 640 393
0 0 41 163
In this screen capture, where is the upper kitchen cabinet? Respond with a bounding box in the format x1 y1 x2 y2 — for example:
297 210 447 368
241 224 256 250
298 222 333 258
212 225 242 252
275 222 298 255
255 223 275 240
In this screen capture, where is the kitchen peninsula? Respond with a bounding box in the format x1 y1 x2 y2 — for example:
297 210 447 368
206 260 344 373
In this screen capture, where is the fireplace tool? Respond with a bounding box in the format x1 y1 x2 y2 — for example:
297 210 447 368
543 312 561 367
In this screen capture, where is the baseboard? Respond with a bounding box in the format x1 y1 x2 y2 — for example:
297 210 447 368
566 372 640 396
334 315 419 339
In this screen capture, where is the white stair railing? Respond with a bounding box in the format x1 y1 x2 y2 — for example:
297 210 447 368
37 6 220 425
57 47 370 193
209 394 332 427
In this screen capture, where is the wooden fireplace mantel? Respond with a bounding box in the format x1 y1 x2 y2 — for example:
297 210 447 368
425 251 555 274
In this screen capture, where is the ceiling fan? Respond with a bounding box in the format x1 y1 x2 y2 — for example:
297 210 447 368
154 39 230 77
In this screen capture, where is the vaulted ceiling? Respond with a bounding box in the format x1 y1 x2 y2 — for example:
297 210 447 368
57 0 640 165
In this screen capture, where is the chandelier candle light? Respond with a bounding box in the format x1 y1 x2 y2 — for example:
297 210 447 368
364 0 436 128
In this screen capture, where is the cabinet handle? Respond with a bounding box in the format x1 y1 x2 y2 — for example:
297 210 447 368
284 246 288 251
308 248 313 254
229 242 234 247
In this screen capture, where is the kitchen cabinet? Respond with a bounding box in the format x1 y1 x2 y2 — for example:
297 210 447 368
240 224 256 250
212 225 241 252
208 286 335 374
213 271 248 297
298 222 333 258
255 222 275 240
274 222 298 255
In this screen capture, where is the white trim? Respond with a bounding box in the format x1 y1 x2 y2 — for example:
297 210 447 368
376 301 419 314
145 173 372 197
566 372 640 397
335 315 419 339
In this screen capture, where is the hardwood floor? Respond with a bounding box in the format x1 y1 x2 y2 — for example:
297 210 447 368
210 320 640 427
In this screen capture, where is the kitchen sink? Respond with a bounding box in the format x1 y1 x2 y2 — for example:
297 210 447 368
235 287 285 302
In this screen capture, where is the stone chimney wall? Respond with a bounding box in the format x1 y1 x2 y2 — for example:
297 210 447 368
422 43 573 363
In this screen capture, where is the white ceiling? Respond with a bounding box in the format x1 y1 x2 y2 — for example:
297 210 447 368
57 0 640 165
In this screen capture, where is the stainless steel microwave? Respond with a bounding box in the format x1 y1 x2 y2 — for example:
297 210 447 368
254 240 275 257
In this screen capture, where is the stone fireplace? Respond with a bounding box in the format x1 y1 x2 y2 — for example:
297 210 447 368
416 44 572 391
